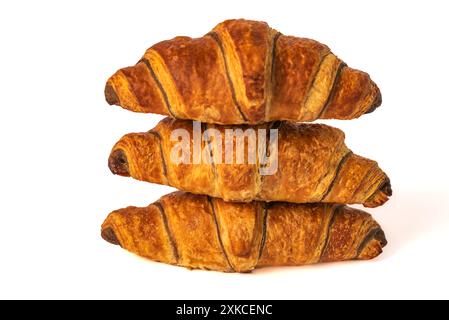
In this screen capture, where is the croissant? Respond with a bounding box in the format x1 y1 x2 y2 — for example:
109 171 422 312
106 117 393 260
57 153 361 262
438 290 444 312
105 19 381 124
108 118 392 207
101 191 387 272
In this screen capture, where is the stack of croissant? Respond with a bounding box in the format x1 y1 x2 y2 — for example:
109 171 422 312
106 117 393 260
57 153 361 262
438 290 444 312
101 19 391 272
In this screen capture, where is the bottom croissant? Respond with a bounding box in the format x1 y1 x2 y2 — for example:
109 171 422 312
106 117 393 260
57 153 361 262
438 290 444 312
101 192 387 272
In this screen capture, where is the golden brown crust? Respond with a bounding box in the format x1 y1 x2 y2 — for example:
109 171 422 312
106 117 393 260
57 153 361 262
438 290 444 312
158 194 231 271
101 192 387 272
120 64 169 115
212 199 265 272
269 36 330 121
321 67 382 119
108 118 391 207
101 205 177 265
105 19 381 124
319 206 385 262
147 36 243 123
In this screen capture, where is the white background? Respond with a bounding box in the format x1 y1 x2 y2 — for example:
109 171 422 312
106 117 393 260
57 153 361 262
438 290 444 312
1 0 448 299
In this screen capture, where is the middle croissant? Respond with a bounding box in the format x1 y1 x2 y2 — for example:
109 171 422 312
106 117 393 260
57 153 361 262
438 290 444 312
108 118 392 207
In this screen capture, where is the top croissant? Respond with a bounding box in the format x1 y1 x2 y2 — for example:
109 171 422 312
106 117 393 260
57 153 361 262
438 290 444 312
105 19 381 124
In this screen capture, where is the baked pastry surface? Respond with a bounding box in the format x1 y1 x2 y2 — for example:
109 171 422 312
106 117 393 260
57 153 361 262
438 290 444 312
102 192 387 272
108 118 392 207
105 19 381 124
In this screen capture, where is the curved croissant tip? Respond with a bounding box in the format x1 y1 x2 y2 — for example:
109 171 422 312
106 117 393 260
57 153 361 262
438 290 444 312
381 178 393 197
357 228 388 260
108 149 130 177
365 86 382 114
363 179 392 208
105 83 119 105
374 228 388 248
101 227 121 246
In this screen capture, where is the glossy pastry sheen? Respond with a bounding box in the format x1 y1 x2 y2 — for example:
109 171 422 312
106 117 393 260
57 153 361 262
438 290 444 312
108 118 392 207
101 192 387 272
105 19 381 124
